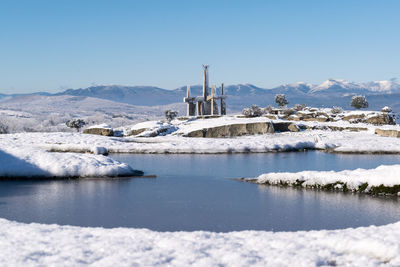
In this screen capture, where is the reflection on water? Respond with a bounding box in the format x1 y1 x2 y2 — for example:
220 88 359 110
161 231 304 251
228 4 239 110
0 152 399 232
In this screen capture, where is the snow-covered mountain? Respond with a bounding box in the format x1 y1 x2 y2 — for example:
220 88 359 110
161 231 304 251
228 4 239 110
362 80 400 93
2 79 400 121
309 79 363 94
54 79 400 103
2 79 400 107
56 85 180 106
307 79 400 95
270 82 312 94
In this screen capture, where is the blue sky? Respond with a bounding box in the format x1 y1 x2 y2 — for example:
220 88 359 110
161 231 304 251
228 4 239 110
1 0 400 93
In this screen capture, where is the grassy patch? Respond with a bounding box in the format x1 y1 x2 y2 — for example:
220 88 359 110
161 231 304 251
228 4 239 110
370 184 400 195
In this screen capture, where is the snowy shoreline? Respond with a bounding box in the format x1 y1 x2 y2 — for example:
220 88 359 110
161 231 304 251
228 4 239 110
3 128 400 178
1 218 399 266
242 164 400 196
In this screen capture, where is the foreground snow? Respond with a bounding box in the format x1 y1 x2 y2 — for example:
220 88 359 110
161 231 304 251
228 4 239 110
247 165 400 195
0 218 399 266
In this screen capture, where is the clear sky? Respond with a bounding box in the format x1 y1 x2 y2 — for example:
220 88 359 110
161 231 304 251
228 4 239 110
1 0 400 93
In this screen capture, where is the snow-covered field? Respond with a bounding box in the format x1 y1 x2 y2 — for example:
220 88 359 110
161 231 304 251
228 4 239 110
2 115 400 177
2 128 400 180
1 218 399 266
4 128 400 155
0 95 185 133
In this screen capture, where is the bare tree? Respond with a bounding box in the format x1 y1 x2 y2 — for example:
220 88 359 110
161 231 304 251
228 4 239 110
242 105 264 117
350 95 368 109
165 110 178 122
0 122 8 134
275 94 289 107
331 106 343 114
66 119 86 132
294 104 306 111
264 105 274 114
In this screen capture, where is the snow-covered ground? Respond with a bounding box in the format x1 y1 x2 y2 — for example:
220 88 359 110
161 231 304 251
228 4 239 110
0 218 399 266
0 95 185 133
2 115 400 265
245 164 400 195
0 134 138 178
3 129 400 154
0 145 136 178
2 114 400 177
3 128 400 178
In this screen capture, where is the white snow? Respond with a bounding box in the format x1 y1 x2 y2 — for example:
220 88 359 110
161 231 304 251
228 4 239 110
0 136 135 178
1 114 400 264
2 124 400 156
0 218 399 266
251 164 400 191
309 79 362 93
127 120 164 131
1 114 400 177
87 123 112 129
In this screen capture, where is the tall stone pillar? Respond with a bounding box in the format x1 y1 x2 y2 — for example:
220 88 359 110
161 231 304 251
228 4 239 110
202 64 211 115
185 85 196 116
220 83 226 115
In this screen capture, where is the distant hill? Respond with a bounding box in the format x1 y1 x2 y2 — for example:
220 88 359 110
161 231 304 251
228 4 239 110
55 85 179 106
3 79 400 113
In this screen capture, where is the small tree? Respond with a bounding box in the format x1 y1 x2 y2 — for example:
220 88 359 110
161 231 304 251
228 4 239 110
165 110 178 122
331 106 343 114
275 94 289 107
350 95 368 109
294 104 306 111
66 119 86 132
381 106 392 113
264 105 274 114
0 122 8 134
242 105 264 117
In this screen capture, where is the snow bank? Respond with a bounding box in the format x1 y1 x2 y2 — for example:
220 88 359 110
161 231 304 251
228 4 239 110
0 135 137 178
0 147 135 178
247 164 400 194
1 218 399 266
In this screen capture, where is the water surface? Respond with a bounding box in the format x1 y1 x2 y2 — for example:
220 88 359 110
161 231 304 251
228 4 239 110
0 151 399 232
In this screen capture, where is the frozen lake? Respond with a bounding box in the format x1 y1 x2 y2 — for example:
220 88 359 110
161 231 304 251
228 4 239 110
1 151 400 232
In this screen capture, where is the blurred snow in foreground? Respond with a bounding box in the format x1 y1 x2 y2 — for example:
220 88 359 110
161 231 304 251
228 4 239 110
0 218 399 266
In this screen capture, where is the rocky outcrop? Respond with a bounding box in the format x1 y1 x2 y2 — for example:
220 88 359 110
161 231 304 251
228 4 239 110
272 122 299 132
128 128 147 136
366 114 395 125
306 125 368 132
375 128 400 138
128 127 171 137
302 117 329 122
263 107 396 126
184 121 305 138
342 114 365 122
185 122 274 138
341 113 395 125
264 114 278 120
83 128 114 136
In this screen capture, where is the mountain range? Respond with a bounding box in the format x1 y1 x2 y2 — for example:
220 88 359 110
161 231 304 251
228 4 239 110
2 79 400 113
